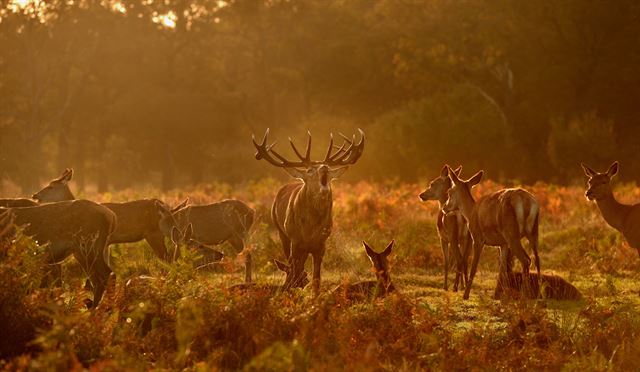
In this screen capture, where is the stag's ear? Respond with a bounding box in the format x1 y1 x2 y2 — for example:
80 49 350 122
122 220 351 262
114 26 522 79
606 161 619 178
363 241 377 260
440 165 449 178
467 170 483 187
581 163 597 178
283 168 306 180
447 165 462 185
171 226 181 245
183 223 193 242
171 198 189 213
274 259 290 272
329 166 349 180
382 240 394 257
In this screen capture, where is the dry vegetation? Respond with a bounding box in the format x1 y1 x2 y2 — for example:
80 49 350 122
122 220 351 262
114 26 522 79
2 180 640 370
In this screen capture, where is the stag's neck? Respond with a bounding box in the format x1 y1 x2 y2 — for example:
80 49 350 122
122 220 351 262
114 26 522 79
298 185 333 217
595 193 632 232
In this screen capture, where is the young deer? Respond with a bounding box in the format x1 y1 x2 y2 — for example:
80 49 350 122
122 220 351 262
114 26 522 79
253 128 364 296
32 168 187 262
331 241 395 301
1 200 117 308
443 166 540 300
581 161 640 256
494 272 582 301
420 165 471 291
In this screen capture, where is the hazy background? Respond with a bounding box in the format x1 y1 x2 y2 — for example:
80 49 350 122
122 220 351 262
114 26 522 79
1 0 639 194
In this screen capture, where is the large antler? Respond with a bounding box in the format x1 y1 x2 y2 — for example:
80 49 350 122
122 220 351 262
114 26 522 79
252 128 365 168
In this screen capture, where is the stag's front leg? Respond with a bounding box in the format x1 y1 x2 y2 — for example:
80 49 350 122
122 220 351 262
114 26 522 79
311 250 324 297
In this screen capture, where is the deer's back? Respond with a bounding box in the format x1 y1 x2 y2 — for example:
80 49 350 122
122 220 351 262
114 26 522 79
175 199 254 244
102 199 163 242
473 188 537 245
0 198 38 208
7 200 115 244
495 272 582 301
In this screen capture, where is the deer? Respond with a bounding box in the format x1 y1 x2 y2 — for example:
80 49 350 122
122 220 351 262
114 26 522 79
442 166 540 300
171 199 255 282
31 168 187 262
331 240 395 302
252 128 365 296
0 200 117 308
0 198 38 208
419 165 471 291
581 161 640 256
0 209 15 242
494 271 582 301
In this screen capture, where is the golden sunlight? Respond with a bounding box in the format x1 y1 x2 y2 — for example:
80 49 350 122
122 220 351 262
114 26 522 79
152 10 177 29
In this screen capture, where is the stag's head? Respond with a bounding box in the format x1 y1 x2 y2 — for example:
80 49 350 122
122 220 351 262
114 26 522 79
581 161 618 201
419 165 462 203
252 128 365 194
32 168 75 202
443 165 483 213
274 259 310 288
364 240 394 288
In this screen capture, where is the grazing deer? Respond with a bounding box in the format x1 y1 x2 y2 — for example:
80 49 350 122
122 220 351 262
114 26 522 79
171 199 255 282
331 241 395 301
253 128 365 296
227 259 310 294
443 166 540 300
32 168 186 262
420 165 471 291
581 161 640 256
1 200 116 308
494 272 582 301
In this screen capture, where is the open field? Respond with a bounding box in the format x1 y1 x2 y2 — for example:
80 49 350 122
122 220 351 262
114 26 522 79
2 179 640 370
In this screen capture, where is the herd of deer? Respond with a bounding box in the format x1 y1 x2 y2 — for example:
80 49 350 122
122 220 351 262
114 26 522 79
1 129 638 308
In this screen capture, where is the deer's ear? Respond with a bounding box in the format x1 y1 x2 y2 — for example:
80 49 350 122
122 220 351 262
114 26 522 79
467 170 483 187
62 168 73 183
171 226 181 245
172 198 189 213
606 161 619 178
363 241 377 259
382 240 394 257
440 165 449 178
155 201 173 219
329 166 349 180
447 165 462 185
581 163 597 178
283 168 306 180
453 165 463 177
274 259 289 272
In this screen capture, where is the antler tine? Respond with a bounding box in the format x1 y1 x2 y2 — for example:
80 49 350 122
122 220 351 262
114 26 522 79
253 128 308 168
326 128 365 166
305 130 312 162
323 133 334 162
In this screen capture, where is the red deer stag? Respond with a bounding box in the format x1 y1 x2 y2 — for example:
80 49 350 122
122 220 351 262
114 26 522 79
581 161 640 256
443 166 540 300
1 201 116 308
252 128 365 296
419 165 471 291
331 240 395 302
32 168 186 262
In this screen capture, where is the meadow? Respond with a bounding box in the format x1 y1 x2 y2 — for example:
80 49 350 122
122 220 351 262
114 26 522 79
2 179 640 370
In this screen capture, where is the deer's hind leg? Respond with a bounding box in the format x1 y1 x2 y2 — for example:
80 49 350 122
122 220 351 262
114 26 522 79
229 235 251 283
74 233 113 308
